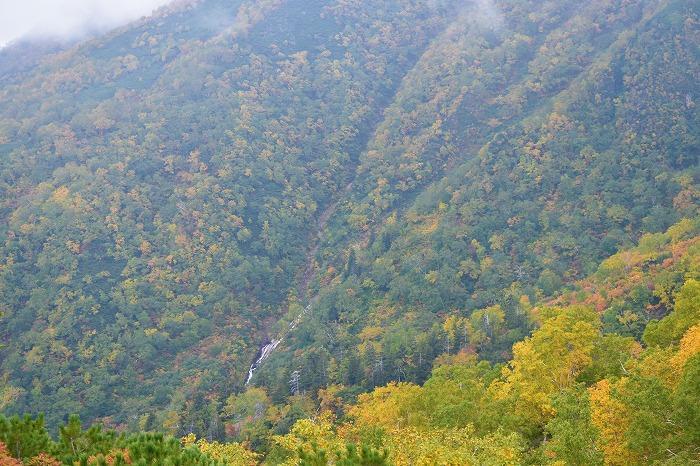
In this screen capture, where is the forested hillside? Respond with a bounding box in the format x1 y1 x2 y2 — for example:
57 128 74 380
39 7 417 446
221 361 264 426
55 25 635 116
1 218 698 464
0 0 456 428
0 0 698 463
255 0 699 402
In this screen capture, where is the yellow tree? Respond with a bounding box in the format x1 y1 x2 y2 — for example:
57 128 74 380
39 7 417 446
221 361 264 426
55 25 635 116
348 382 424 430
272 414 345 466
467 305 505 348
385 426 523 466
589 379 636 465
491 306 599 429
181 433 258 466
670 324 700 381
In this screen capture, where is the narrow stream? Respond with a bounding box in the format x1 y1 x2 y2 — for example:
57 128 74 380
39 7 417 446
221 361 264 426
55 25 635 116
245 339 282 385
245 303 312 385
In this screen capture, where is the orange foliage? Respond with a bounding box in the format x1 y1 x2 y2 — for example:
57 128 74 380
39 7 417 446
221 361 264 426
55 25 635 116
25 453 62 466
0 442 22 466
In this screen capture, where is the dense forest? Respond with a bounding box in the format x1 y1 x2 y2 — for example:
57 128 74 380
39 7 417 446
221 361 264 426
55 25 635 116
2 221 698 463
0 0 698 464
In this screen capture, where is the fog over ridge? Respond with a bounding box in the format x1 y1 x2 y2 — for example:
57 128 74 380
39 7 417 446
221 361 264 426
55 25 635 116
0 0 173 47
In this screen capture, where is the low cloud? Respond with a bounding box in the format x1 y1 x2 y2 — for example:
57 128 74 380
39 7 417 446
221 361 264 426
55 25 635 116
0 0 172 47
474 0 503 28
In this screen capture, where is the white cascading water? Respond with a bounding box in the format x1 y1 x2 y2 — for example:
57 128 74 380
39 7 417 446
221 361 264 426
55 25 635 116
245 339 282 385
245 304 312 385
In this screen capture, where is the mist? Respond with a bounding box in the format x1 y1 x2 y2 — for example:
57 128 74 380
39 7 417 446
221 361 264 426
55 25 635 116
0 0 172 47
474 0 503 27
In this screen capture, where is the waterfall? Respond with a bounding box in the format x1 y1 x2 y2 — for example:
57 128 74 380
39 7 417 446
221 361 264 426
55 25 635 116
245 338 282 385
245 304 312 385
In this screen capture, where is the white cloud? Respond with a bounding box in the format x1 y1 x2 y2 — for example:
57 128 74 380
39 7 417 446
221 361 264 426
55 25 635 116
0 0 172 47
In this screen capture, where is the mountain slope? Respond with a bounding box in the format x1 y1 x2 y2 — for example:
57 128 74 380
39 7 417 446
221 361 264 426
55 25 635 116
0 0 456 429
254 0 699 397
0 0 698 438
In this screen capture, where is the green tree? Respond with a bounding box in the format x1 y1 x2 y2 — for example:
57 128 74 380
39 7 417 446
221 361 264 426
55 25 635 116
544 385 603 465
643 279 700 347
0 414 51 461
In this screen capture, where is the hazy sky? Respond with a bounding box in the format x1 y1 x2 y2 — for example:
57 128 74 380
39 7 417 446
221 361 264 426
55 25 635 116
0 0 172 47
